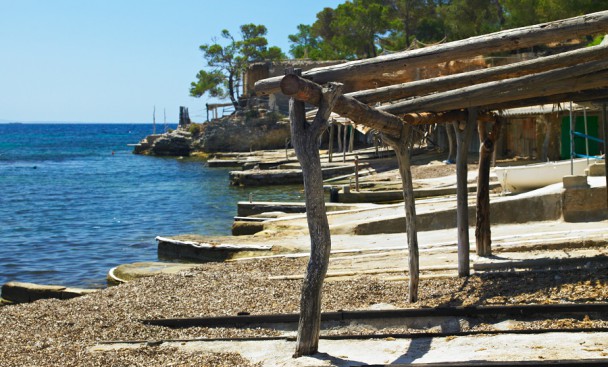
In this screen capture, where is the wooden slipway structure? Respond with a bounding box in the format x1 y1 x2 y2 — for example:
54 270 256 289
254 12 608 356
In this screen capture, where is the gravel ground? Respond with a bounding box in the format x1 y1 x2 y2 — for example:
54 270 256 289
1 256 607 366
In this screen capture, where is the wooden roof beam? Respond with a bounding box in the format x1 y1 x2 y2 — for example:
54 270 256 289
280 74 495 136
349 43 608 104
382 60 608 115
486 89 608 111
280 74 403 138
255 11 608 95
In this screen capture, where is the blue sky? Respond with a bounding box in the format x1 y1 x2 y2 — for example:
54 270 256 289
0 1 344 123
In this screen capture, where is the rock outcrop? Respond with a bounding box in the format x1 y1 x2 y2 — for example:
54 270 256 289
133 130 193 156
151 130 193 156
194 113 290 153
133 111 290 156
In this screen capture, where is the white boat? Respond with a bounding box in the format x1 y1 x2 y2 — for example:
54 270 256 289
494 158 594 193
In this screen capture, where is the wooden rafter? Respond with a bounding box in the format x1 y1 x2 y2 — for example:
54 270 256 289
349 44 608 104
382 61 608 115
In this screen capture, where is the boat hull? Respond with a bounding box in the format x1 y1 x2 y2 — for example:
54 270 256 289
494 158 592 193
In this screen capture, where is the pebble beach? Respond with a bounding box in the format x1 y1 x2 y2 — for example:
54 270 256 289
1 255 607 366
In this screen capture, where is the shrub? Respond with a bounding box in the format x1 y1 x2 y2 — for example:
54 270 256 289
188 123 202 135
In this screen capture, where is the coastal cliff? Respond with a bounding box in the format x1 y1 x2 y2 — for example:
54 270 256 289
133 111 290 156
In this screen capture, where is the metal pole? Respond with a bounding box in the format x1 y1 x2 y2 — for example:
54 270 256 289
569 101 574 175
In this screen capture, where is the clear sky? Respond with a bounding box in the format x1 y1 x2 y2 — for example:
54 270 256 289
0 0 345 123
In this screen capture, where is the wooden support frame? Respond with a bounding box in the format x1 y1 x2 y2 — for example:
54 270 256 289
383 60 608 115
255 11 608 95
349 43 608 105
250 12 608 359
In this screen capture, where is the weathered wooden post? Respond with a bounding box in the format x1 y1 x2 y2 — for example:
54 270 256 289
453 108 477 277
342 123 348 162
287 72 343 357
603 103 608 208
337 124 343 153
328 122 335 162
383 128 420 302
475 116 502 256
354 155 360 192
349 123 355 152
446 122 457 163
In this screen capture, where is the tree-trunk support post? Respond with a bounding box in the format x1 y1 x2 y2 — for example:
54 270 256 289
446 123 457 163
382 128 420 303
289 71 343 358
342 124 348 162
280 73 420 303
454 108 477 277
328 122 335 163
603 103 608 208
475 116 502 257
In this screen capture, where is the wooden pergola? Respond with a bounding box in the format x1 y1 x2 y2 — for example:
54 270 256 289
254 11 608 357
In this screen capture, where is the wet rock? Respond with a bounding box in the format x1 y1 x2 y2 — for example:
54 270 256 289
151 130 192 156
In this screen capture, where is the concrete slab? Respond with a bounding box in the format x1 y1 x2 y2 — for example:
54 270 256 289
107 262 200 284
91 332 608 367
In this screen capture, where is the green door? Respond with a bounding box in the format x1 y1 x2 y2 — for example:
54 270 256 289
560 115 600 159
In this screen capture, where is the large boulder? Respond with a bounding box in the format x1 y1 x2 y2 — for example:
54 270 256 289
151 130 193 156
194 113 290 152
132 111 291 156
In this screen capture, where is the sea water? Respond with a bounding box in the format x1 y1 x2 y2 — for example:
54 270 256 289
0 123 303 288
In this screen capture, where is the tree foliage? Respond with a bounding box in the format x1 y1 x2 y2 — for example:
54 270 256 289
190 24 284 109
288 0 608 60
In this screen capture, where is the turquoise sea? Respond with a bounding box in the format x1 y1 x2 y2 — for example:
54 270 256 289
0 123 302 288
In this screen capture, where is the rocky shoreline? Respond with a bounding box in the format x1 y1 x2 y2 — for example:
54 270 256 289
132 112 290 157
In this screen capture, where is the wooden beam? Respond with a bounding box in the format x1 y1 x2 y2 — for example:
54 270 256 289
255 11 608 95
383 60 608 115
349 44 608 104
280 74 403 138
485 89 608 111
280 74 496 136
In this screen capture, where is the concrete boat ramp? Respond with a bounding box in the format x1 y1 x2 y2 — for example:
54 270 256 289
229 175 606 238
142 173 607 283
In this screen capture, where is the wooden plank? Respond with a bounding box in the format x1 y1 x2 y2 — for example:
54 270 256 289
142 302 608 328
255 11 608 95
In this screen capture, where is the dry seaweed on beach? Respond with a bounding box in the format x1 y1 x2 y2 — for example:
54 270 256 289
1 256 607 366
